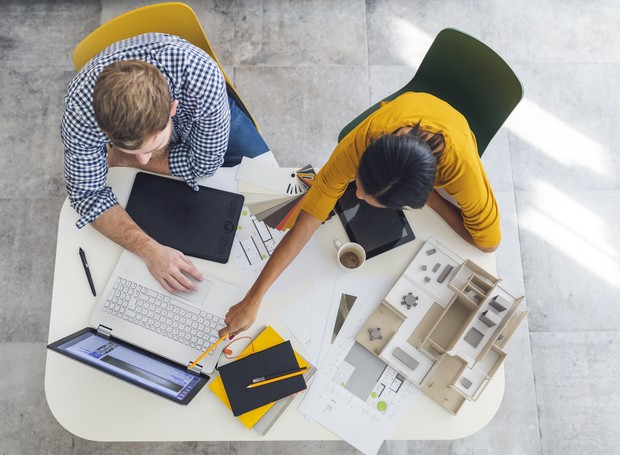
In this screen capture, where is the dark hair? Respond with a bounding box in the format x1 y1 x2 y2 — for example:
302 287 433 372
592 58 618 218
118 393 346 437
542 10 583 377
357 129 438 209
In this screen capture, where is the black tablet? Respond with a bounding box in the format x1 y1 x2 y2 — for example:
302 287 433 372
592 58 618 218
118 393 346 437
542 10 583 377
48 328 209 405
125 172 244 264
334 181 415 259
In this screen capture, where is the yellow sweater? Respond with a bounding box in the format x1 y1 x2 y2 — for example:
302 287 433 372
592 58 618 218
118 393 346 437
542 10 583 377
300 92 501 248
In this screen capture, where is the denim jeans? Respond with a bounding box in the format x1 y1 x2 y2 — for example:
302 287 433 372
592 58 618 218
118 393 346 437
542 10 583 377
223 97 270 167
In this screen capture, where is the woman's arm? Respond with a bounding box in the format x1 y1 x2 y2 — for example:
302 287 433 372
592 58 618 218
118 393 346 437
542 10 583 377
425 190 498 252
219 210 323 337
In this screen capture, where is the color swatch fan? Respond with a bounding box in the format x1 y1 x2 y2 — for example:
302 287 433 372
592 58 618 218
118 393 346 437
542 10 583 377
236 158 315 231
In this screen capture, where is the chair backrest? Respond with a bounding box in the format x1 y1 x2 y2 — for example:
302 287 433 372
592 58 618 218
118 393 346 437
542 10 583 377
73 2 256 128
338 28 523 156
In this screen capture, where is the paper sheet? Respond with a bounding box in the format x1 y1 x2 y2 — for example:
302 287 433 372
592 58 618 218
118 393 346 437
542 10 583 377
280 272 335 365
281 274 396 368
298 283 420 455
196 167 239 193
310 274 338 365
232 207 286 273
230 208 331 300
316 275 394 368
279 286 313 355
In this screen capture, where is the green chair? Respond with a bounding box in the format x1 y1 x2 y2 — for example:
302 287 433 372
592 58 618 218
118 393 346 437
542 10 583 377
338 28 523 157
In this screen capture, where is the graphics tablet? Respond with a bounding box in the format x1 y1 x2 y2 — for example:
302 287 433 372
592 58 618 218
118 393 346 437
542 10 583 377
48 328 209 405
334 181 415 259
125 172 244 263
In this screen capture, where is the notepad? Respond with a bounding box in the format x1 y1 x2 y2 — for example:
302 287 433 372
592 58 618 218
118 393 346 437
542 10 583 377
209 326 312 429
218 339 307 416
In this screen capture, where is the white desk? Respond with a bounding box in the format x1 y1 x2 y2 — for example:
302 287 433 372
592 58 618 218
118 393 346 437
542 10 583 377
45 164 502 442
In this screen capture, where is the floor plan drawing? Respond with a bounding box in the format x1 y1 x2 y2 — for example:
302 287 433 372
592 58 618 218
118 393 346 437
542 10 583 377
235 208 284 266
333 341 406 414
298 282 420 455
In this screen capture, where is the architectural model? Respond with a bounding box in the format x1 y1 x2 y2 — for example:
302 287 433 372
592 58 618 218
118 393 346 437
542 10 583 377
355 238 528 414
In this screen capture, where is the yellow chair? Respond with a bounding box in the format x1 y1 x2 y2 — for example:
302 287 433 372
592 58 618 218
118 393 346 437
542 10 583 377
73 2 257 128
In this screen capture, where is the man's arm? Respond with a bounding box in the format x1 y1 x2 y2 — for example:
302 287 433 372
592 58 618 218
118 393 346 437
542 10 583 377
105 147 208 292
219 210 323 337
91 205 203 292
425 190 498 252
167 55 230 182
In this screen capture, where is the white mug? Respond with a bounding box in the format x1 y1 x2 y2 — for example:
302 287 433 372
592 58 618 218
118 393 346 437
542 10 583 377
333 239 366 271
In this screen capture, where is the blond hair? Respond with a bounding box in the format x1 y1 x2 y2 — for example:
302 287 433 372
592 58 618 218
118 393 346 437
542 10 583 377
93 60 171 150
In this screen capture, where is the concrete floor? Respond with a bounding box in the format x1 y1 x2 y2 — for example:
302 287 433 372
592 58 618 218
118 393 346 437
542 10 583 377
1 0 619 454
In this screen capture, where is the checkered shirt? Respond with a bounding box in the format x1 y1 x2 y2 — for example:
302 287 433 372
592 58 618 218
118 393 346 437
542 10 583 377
61 33 230 228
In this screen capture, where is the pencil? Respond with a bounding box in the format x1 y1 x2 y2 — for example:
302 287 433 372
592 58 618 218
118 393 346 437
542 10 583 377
188 334 227 370
246 366 308 389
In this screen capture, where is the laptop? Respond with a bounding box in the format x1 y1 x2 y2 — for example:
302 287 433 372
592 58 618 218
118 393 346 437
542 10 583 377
88 249 245 374
125 172 244 264
47 327 209 405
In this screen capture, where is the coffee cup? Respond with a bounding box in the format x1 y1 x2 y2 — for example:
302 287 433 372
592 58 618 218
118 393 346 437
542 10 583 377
333 239 366 271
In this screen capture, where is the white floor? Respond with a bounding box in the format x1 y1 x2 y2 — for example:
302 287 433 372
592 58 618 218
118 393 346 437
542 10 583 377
1 1 619 454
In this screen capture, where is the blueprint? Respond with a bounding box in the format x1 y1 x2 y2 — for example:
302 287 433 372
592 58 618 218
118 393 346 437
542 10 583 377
231 207 330 299
298 278 420 455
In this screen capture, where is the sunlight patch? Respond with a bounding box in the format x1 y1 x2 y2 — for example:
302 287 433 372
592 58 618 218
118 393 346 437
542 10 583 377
507 99 612 178
520 182 619 288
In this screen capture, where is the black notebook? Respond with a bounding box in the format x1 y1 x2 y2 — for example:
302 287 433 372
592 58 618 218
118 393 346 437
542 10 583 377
125 172 244 263
218 341 307 416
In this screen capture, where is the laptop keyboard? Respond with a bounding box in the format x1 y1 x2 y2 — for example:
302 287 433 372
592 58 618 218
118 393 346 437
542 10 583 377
102 277 225 354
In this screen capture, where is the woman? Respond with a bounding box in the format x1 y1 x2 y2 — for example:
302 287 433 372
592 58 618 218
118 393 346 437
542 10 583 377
220 91 501 338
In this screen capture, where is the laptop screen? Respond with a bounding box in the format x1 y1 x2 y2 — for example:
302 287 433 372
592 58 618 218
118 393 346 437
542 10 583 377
48 328 209 405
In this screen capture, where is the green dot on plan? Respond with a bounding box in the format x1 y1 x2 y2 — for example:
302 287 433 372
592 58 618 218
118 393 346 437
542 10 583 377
377 401 387 412
241 210 248 216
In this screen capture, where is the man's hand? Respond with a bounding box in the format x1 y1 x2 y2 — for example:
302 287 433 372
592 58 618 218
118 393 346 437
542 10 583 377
92 202 204 295
219 295 261 338
142 243 204 293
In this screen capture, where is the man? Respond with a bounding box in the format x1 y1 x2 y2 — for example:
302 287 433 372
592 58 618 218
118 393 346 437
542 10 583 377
61 33 268 294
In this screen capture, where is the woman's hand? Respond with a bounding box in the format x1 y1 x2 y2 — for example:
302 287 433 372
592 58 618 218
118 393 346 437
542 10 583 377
219 295 261 338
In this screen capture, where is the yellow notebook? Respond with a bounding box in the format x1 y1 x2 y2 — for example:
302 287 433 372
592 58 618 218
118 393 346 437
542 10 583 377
209 326 310 429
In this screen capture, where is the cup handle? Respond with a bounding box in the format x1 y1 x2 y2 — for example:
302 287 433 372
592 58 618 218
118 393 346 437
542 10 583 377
333 239 342 250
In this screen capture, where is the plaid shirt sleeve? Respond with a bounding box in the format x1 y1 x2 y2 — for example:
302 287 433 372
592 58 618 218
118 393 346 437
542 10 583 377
165 48 230 188
61 102 117 229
